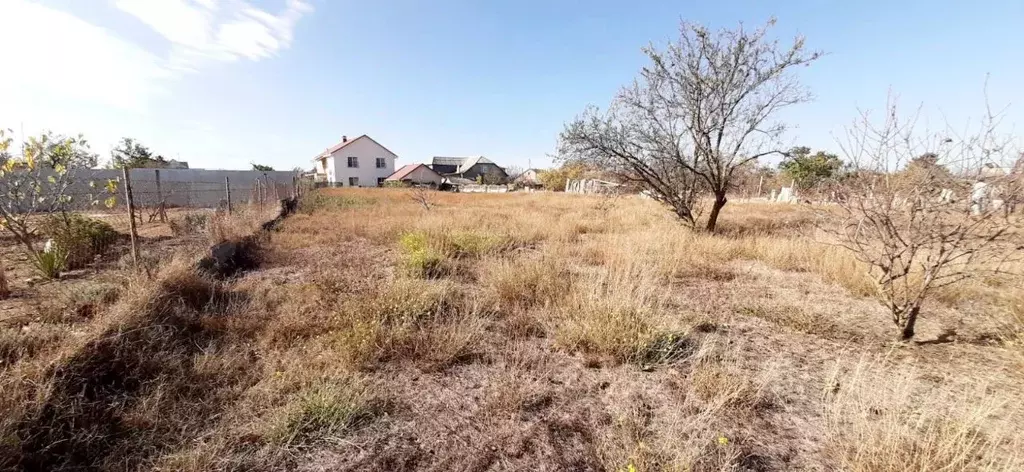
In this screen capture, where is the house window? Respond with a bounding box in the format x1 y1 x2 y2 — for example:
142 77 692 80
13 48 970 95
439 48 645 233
349 177 359 187
377 177 386 186
347 156 358 168
376 157 386 168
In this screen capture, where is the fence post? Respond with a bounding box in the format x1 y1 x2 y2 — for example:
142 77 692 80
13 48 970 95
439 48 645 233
122 167 140 267
256 178 263 215
154 169 166 222
224 176 232 215
263 173 271 206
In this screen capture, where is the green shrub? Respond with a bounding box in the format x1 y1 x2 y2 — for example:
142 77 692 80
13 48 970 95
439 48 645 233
443 232 510 258
41 214 119 270
399 231 449 278
32 247 68 280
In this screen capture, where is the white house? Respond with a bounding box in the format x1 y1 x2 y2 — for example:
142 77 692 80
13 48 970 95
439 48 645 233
313 135 397 187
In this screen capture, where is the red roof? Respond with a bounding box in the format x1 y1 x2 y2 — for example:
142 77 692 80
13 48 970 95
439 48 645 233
313 134 399 160
386 163 439 181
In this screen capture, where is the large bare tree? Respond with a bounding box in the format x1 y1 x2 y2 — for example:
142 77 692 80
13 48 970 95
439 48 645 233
559 18 820 230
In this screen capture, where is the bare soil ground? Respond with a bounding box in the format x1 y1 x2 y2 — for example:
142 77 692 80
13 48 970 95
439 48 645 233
1 189 1021 471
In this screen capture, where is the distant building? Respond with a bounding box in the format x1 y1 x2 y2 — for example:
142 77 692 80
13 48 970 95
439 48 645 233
430 156 508 183
386 163 444 187
312 135 397 187
516 168 543 188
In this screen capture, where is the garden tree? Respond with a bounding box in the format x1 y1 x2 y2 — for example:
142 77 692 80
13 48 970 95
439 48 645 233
0 129 106 272
251 162 275 171
826 99 1021 341
537 162 586 191
778 146 844 191
108 137 168 169
559 18 821 230
505 165 525 182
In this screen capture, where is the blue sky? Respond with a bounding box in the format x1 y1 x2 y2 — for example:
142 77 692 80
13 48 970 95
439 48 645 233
1 0 1021 170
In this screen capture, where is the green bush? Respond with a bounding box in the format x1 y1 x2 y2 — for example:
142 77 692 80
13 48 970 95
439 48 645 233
399 231 449 278
32 247 67 280
41 214 119 270
443 232 510 258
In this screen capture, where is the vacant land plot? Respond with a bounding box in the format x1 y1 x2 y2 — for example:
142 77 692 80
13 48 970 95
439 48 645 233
2 188 1022 471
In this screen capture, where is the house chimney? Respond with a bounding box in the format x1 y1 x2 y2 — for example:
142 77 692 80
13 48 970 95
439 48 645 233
342 135 348 143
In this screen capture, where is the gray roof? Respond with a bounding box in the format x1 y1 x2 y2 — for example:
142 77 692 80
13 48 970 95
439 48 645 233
432 156 467 167
431 156 495 173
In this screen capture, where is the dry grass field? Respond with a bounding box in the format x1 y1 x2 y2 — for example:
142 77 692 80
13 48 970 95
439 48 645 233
2 188 1023 471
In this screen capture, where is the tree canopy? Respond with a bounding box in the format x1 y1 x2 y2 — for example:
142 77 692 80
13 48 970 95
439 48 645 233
778 146 844 190
108 138 169 169
558 18 821 230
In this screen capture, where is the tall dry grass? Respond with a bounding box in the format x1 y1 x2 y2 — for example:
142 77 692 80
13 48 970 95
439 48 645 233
3 187 1020 469
824 356 1022 471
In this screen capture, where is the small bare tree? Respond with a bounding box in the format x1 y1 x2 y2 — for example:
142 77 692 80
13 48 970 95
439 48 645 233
410 186 434 211
826 97 1021 341
505 165 526 182
559 18 821 230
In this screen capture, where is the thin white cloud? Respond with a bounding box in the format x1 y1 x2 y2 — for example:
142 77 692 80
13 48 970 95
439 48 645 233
0 0 311 115
114 0 312 69
0 0 170 111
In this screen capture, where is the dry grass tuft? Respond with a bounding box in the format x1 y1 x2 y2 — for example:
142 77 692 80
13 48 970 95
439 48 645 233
824 357 1022 471
333 278 485 369
39 281 121 324
480 255 573 311
737 302 850 339
689 361 772 412
269 377 382 447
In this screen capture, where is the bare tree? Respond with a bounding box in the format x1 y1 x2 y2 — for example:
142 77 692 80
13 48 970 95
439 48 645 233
505 165 526 182
410 187 434 211
559 18 820 230
825 97 1022 341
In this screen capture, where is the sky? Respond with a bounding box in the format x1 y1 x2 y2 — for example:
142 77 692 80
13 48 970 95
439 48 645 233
1 0 1022 171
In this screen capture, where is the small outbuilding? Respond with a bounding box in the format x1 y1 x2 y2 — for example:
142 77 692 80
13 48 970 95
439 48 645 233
385 163 444 187
430 156 508 183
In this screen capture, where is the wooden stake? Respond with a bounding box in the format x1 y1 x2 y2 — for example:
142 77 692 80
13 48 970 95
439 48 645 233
224 176 232 215
122 167 140 267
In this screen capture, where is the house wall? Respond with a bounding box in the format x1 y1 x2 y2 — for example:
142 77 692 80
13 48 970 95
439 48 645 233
407 166 444 186
325 138 397 187
462 163 507 182
432 164 458 174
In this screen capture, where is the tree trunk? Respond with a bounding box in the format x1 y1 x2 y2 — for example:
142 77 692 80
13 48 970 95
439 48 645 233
672 204 695 227
705 193 728 232
899 305 920 341
0 263 9 300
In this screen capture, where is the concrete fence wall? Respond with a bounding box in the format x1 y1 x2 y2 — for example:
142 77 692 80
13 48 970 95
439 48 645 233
55 169 299 210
